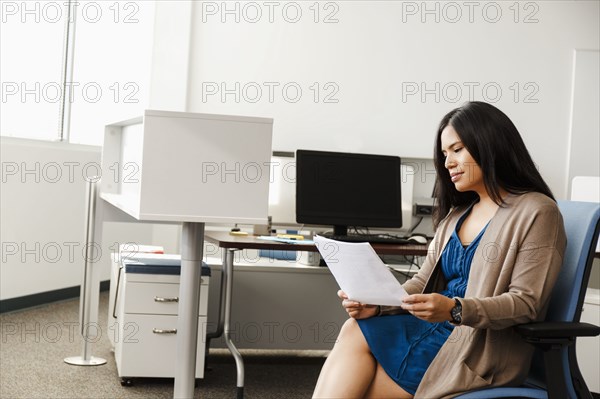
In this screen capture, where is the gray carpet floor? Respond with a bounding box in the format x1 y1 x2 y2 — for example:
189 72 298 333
0 292 327 398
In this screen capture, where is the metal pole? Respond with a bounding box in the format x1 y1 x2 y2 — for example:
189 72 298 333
174 222 205 398
64 178 106 366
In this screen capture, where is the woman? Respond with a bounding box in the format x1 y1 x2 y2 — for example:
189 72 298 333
312 101 567 398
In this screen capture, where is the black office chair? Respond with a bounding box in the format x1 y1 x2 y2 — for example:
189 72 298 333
455 200 600 399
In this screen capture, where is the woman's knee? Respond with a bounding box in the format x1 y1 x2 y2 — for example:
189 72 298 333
339 317 359 337
337 318 369 350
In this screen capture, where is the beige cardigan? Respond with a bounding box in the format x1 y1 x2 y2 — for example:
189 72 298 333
386 192 566 398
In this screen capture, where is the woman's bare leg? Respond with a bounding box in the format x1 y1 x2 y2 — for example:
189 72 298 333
364 363 413 399
313 318 377 398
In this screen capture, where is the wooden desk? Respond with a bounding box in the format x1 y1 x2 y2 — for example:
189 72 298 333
205 232 429 255
205 232 428 398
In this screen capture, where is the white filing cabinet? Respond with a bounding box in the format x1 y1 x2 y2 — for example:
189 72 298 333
109 255 210 385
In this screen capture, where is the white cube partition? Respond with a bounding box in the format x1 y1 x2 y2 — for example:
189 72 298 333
99 109 274 397
101 110 274 224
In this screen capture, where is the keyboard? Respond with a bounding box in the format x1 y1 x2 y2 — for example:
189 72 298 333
321 234 411 245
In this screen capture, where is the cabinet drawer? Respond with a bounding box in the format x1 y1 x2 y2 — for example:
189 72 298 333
115 314 207 378
124 280 209 316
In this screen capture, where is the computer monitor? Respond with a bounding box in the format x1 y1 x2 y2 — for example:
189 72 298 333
295 150 402 236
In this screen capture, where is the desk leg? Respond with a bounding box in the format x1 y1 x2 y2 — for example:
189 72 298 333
174 222 204 399
224 248 245 399
205 250 227 341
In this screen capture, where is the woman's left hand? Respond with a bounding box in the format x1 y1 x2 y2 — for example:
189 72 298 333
401 293 456 323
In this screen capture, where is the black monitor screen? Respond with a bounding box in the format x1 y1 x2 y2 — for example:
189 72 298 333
295 150 402 235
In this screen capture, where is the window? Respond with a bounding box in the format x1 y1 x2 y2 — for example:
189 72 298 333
1 1 66 140
0 0 155 145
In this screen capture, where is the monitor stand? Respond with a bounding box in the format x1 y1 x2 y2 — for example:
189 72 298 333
333 225 348 236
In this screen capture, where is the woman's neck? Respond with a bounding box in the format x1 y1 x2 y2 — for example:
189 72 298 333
473 187 507 212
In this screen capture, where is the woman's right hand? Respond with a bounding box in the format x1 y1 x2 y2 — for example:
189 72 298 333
338 290 379 319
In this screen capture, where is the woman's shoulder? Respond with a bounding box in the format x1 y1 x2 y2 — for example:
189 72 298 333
505 192 560 217
504 192 566 249
507 191 558 213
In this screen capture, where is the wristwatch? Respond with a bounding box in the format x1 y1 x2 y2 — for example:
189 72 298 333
450 298 462 324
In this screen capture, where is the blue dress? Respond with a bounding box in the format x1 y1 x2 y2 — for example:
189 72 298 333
357 211 487 395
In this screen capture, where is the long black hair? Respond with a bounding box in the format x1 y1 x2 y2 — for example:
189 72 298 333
433 101 554 228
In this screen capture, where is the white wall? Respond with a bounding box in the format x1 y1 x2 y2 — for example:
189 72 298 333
148 1 193 111
178 0 599 199
0 137 179 300
1 138 99 299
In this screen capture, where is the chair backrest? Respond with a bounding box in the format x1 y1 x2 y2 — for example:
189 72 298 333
526 200 600 396
547 201 600 323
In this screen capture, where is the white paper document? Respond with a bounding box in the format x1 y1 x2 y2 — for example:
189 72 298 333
314 236 408 306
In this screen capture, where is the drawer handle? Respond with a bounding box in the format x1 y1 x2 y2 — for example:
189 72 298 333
152 328 177 334
154 296 179 303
